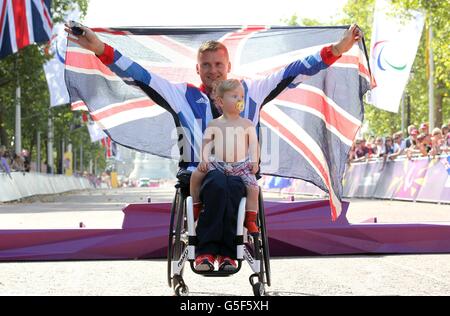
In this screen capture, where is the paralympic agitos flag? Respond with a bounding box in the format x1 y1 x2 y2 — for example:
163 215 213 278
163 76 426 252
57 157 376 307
65 26 371 220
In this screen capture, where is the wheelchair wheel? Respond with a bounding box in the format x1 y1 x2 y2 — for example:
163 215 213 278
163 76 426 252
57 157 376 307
173 275 189 296
252 282 265 296
258 188 271 287
175 283 189 296
167 188 187 287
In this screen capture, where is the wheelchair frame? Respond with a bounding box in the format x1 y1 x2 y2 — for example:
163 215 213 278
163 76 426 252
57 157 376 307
167 173 271 296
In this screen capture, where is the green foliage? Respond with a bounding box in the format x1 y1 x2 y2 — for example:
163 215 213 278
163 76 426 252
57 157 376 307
52 0 89 23
281 14 336 27
0 0 106 174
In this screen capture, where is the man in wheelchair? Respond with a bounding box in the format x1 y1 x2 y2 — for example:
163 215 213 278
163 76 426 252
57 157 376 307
190 79 260 272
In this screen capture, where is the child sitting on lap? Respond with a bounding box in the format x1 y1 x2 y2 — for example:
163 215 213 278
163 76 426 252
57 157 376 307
190 79 260 272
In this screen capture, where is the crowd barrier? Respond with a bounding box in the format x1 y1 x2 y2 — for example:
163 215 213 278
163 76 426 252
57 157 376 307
0 172 94 202
262 155 450 204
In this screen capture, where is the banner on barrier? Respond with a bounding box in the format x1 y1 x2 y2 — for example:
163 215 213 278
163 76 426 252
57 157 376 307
265 156 449 204
343 163 367 197
440 157 450 203
391 159 428 201
355 161 385 198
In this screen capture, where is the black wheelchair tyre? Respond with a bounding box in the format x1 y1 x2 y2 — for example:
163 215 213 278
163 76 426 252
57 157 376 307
252 282 265 296
167 190 178 287
175 284 189 296
258 188 271 287
167 189 187 287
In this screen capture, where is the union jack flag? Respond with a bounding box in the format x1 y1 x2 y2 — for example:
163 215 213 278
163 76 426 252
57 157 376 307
65 26 371 220
0 0 52 58
101 136 116 159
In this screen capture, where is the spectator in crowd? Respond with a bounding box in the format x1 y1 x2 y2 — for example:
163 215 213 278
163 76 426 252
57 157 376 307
430 127 447 157
422 133 432 154
406 133 428 159
405 125 417 148
389 131 406 160
11 153 25 172
95 175 102 188
419 122 430 136
101 171 112 188
442 124 450 147
21 149 31 172
365 136 376 158
347 142 356 163
353 139 369 162
0 145 11 174
442 124 449 136
374 137 386 158
385 136 394 154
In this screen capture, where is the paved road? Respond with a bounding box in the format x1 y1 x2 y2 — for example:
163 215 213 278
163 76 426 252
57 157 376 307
0 187 449 296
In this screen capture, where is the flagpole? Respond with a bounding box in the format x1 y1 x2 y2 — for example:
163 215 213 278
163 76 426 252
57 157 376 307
427 20 435 130
400 92 405 134
47 108 54 174
37 130 41 172
80 142 83 173
61 138 65 174
89 156 93 174
73 147 77 174
14 54 21 155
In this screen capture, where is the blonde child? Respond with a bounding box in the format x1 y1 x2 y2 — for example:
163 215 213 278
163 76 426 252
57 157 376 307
190 79 260 271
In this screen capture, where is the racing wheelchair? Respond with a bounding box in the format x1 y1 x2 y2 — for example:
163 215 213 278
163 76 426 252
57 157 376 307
167 169 271 296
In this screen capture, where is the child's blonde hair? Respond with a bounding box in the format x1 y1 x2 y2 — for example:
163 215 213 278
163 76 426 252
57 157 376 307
212 79 242 101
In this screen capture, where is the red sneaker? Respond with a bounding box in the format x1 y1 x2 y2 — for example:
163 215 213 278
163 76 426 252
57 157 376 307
194 254 215 272
217 255 238 272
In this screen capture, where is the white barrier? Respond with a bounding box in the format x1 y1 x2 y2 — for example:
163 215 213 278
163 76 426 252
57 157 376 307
0 172 94 202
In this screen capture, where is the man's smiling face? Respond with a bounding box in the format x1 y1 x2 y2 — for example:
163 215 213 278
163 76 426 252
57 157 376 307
196 48 231 93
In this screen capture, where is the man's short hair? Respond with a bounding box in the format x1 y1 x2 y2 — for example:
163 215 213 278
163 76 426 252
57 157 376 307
198 40 229 60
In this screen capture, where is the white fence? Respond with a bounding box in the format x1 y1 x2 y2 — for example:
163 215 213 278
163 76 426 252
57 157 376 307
0 172 94 202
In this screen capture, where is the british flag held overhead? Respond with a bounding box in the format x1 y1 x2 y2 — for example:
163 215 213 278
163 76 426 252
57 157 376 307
65 26 371 221
0 0 52 58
